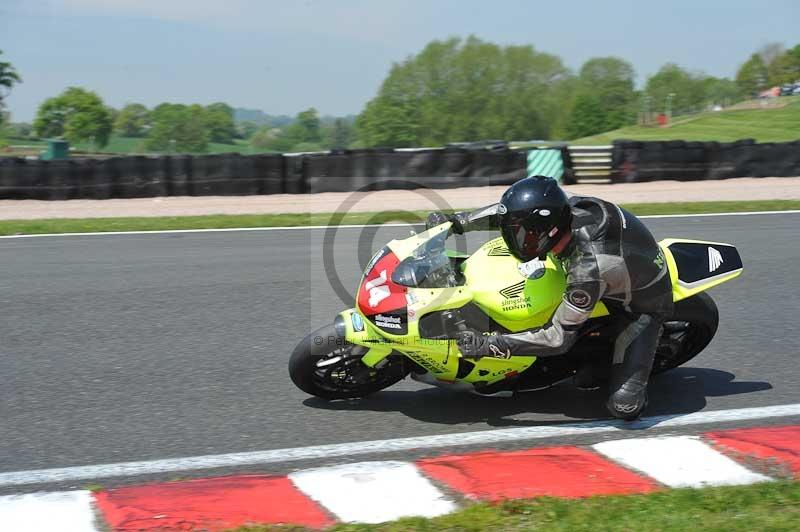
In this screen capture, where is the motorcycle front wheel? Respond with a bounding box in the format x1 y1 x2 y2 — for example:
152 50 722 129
289 324 408 399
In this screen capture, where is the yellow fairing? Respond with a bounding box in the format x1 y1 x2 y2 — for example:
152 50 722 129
463 237 609 332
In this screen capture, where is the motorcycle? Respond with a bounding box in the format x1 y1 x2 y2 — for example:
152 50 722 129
290 222 743 399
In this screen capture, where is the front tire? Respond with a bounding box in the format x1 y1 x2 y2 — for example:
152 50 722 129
289 324 408 399
652 292 719 374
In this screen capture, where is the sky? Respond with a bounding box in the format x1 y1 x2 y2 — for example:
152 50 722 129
2 0 799 122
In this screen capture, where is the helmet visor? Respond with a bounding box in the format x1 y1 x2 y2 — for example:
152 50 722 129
505 217 555 262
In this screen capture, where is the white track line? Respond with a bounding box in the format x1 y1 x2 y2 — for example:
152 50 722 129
594 436 770 488
289 461 456 523
0 210 798 239
0 403 798 488
0 491 97 532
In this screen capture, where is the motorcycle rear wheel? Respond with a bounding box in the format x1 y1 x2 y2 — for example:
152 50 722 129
652 292 719 374
289 324 408 399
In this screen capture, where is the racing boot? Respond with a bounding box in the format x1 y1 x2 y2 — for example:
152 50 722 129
607 380 649 420
606 314 661 421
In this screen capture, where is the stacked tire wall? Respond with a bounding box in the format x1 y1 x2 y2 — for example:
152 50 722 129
611 139 800 183
0 148 529 200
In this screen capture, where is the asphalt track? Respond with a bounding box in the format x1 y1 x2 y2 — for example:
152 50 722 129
1 212 799 489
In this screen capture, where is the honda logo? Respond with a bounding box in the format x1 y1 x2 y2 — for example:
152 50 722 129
708 247 724 273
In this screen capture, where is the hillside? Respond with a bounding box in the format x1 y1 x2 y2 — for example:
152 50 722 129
574 97 800 145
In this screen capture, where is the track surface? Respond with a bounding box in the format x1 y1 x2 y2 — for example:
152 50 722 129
1 213 798 483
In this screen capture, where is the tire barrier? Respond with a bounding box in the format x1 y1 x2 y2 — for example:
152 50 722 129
612 139 800 183
3 139 796 200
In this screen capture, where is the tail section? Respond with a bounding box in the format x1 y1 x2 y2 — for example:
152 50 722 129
659 239 743 302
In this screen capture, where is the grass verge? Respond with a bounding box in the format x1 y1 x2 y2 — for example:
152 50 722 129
573 97 800 145
231 480 800 531
0 200 799 236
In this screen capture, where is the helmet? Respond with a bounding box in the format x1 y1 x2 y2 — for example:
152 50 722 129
498 176 572 262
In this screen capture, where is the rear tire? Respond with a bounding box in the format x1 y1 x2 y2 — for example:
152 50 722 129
652 292 719 374
289 324 408 399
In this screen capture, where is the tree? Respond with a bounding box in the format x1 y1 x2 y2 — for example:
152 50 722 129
114 103 150 137
250 125 281 151
356 36 572 147
236 120 259 140
767 44 800 85
328 118 353 149
145 103 209 153
255 108 324 152
645 63 709 116
33 87 113 147
0 50 22 127
563 57 637 138
204 102 236 144
565 95 608 139
702 77 741 106
736 54 769 96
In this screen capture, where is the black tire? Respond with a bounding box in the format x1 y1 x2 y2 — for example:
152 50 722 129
652 292 719 374
288 324 408 400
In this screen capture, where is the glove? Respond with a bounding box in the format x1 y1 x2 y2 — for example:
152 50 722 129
425 211 469 234
457 330 512 360
425 211 449 230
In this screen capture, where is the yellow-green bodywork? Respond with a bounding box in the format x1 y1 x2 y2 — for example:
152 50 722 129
338 225 741 388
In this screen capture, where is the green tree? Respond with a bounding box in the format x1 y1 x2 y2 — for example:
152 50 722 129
0 50 22 127
563 57 636 138
565 95 608 138
702 77 741 106
256 108 324 152
736 54 769 96
114 103 150 137
236 120 259 140
33 87 113 147
356 36 572 147
145 103 209 153
767 44 800 85
204 102 236 144
328 118 353 149
645 63 709 116
250 125 281 151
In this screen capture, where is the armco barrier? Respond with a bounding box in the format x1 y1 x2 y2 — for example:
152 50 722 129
611 139 800 183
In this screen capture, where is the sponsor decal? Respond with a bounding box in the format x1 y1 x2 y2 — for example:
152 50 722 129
371 310 408 335
351 312 364 332
653 250 665 269
405 350 447 373
488 344 511 359
487 245 511 257
499 281 526 299
497 203 508 215
478 369 490 377
539 209 551 216
708 247 724 272
568 289 592 309
518 258 547 279
499 280 532 311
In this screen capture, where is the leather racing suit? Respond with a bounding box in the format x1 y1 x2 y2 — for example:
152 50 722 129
452 195 674 418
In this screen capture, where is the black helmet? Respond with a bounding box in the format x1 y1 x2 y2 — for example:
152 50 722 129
498 176 572 262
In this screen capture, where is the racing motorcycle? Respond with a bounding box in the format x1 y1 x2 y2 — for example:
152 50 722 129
290 222 743 399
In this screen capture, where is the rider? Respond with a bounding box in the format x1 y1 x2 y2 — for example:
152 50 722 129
427 175 673 420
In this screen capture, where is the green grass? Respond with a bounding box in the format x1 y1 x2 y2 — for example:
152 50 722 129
574 97 800 145
0 200 798 236
230 480 800 531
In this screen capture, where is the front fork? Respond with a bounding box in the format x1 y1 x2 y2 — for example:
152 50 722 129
334 309 394 368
